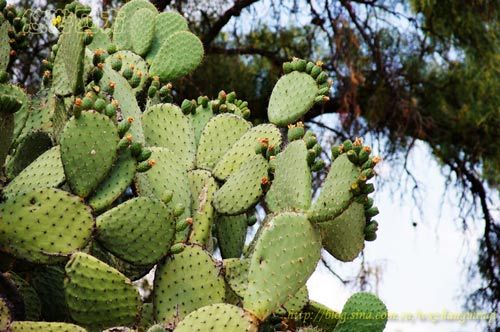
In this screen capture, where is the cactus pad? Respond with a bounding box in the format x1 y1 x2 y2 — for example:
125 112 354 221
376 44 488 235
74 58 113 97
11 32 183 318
213 124 280 180
142 103 196 170
113 0 157 51
52 14 85 96
3 146 65 199
318 202 366 262
130 8 156 56
146 12 188 63
135 147 191 221
0 104 14 166
8 273 41 320
64 252 141 329
153 245 225 324
0 21 10 72
149 31 204 82
333 292 387 332
214 155 268 215
276 285 309 315
187 170 218 246
196 113 251 171
216 214 248 258
223 258 249 298
173 303 258 332
5 131 52 178
190 103 214 146
31 266 70 322
88 150 137 212
10 321 87 332
243 212 321 320
96 197 176 265
0 84 29 141
60 111 119 197
301 301 339 330
265 140 311 212
0 188 94 263
0 297 10 331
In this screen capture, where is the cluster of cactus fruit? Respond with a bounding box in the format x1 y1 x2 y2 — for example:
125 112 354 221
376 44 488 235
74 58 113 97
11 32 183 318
0 1 387 331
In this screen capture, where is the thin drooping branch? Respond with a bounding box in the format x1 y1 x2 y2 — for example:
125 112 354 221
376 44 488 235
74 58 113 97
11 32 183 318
201 0 260 46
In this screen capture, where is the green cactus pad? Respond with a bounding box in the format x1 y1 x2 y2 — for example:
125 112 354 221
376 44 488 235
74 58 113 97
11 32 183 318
318 202 366 262
268 71 319 126
96 197 175 265
216 214 248 259
190 103 214 146
52 14 85 96
187 170 218 246
0 84 29 142
129 8 156 56
243 212 321 320
223 258 249 298
31 266 70 322
135 147 192 222
0 297 10 331
87 26 112 52
146 12 188 63
265 140 312 212
149 31 204 82
138 303 155 331
153 245 225 324
0 104 14 166
8 273 41 320
88 150 137 212
3 146 65 199
60 111 119 197
333 292 387 332
213 124 280 180
0 21 10 72
5 131 52 178
276 285 309 315
213 155 268 215
308 154 359 223
196 113 251 171
106 50 149 96
173 303 258 332
64 252 141 329
10 321 87 332
0 188 94 264
113 0 157 51
101 65 144 143
143 103 196 170
301 301 339 331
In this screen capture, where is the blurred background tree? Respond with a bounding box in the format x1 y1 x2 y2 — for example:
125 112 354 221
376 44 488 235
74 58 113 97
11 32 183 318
8 0 499 320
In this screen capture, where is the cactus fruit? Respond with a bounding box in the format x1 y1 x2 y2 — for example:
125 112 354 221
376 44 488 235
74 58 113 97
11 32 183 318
0 2 385 331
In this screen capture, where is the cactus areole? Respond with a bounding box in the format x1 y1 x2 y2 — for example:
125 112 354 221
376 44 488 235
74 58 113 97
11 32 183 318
0 1 386 331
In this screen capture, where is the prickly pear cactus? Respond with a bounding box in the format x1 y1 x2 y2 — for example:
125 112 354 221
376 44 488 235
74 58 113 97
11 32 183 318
0 1 386 331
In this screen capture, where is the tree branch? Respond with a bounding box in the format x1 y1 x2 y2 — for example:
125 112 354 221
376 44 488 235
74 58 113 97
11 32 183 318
207 45 284 67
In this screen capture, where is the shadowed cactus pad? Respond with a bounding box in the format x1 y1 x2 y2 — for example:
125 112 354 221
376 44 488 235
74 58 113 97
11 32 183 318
10 321 87 332
0 188 93 263
173 303 258 332
60 111 119 197
153 245 225 324
96 197 176 265
130 8 156 56
64 252 141 329
216 214 248 259
333 292 387 332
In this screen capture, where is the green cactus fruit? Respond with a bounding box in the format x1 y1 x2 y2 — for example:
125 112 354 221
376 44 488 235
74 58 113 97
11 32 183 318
31 266 70 322
216 214 248 259
3 146 65 199
153 245 225 324
173 303 258 332
60 111 119 197
0 188 94 264
213 124 281 180
96 197 175 265
223 258 249 299
10 321 87 332
243 212 321 320
149 31 204 82
276 285 308 315
8 273 41 320
213 155 269 215
88 150 137 212
190 103 214 146
52 14 85 96
135 147 192 222
308 153 361 223
130 8 156 56
146 11 188 62
187 170 218 247
5 131 52 178
142 103 196 170
0 296 10 331
333 292 387 332
113 0 157 51
300 301 339 331
268 69 323 126
265 140 312 212
64 252 141 329
196 113 251 171
318 202 366 262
